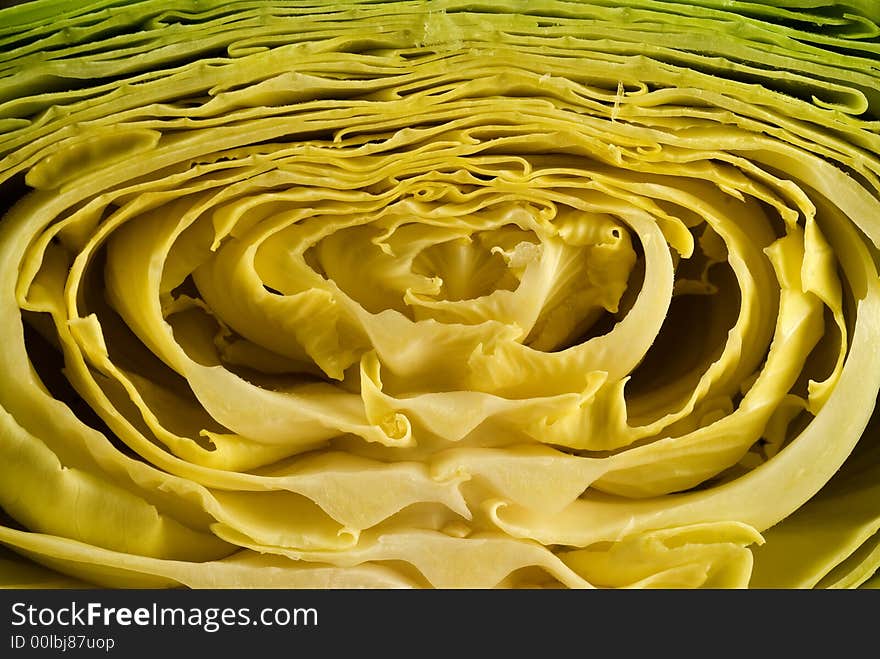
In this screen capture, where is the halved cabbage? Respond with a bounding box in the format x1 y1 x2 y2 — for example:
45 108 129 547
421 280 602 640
1 0 880 588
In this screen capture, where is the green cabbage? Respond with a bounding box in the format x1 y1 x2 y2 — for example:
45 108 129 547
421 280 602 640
1 0 879 589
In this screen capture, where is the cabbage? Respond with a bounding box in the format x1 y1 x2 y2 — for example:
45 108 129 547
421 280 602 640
1 0 879 589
